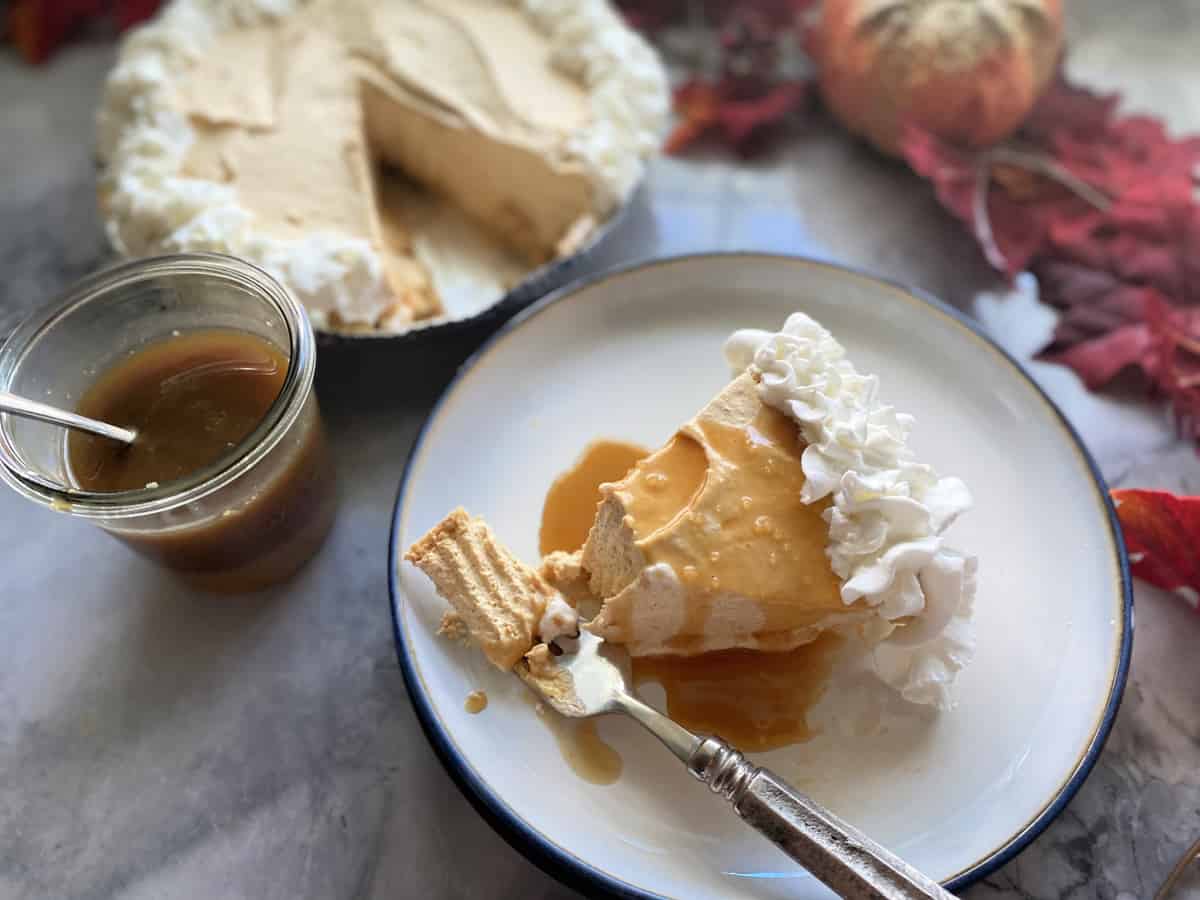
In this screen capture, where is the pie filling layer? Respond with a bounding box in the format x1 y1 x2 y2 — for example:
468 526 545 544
585 386 858 656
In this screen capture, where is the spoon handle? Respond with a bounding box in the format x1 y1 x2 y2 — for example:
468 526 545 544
0 391 136 444
688 736 956 900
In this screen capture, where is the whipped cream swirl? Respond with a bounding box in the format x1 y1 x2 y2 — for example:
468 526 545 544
725 313 977 708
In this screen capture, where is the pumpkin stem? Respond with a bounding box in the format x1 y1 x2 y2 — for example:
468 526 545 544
969 161 1009 273
968 144 1111 273
984 146 1112 212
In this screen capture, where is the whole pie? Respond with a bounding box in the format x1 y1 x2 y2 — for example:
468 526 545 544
97 0 668 333
407 313 978 709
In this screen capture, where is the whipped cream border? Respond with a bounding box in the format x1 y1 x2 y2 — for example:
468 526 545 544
725 313 977 708
96 0 668 331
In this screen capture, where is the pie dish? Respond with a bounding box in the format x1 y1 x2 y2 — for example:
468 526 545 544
96 0 668 336
389 255 1130 899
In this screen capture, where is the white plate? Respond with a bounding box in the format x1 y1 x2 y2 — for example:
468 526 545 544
388 254 1131 899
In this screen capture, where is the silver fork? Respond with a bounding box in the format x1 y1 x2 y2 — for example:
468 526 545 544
517 629 956 900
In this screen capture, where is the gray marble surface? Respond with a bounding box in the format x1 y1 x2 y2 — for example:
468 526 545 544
2 6 1200 898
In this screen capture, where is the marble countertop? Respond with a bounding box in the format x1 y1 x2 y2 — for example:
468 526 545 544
3 6 1200 898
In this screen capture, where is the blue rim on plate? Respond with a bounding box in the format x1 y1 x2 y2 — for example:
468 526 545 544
387 252 1134 898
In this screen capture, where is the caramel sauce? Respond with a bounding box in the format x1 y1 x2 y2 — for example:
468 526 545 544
539 439 647 555
613 433 708 536
67 330 337 592
631 635 841 752
539 708 623 785
534 440 644 784
464 691 488 714
69 331 285 492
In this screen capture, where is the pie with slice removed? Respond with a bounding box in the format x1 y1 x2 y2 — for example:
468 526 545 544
98 0 668 333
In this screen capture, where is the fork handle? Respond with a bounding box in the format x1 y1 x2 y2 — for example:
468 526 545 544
688 737 956 900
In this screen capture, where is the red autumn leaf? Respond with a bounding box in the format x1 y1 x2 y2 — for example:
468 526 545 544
6 0 105 64
900 127 976 220
1034 261 1151 346
666 78 810 156
717 80 810 150
1021 77 1118 146
618 0 813 30
903 71 1200 442
900 126 1084 277
1145 299 1200 437
114 0 163 31
1045 190 1200 303
5 0 160 63
614 0 688 31
1040 321 1155 391
1112 489 1200 601
714 0 815 28
625 0 814 157
1039 291 1200 436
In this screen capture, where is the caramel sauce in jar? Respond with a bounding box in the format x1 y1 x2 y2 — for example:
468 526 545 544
67 329 336 592
69 331 286 491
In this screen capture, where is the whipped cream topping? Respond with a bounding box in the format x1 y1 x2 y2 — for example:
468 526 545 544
509 0 670 209
97 0 667 331
725 313 977 708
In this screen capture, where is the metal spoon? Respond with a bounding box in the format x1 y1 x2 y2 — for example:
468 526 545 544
0 391 136 444
518 629 956 900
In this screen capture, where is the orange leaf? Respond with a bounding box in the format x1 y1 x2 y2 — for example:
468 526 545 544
673 82 722 121
5 0 106 65
664 83 721 155
664 119 713 155
1112 488 1200 602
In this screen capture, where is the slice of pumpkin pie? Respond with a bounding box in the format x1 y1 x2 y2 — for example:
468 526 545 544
406 313 976 708
582 370 879 657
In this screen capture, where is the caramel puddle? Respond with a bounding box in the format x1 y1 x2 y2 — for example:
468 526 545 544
536 439 645 785
539 439 648 555
545 716 623 786
632 634 841 752
524 694 623 785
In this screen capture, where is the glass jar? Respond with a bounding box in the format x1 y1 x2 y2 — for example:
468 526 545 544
0 253 337 592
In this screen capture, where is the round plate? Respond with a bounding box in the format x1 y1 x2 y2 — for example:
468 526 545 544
388 254 1132 899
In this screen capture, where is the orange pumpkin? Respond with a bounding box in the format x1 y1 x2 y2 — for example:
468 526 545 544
816 0 1064 155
